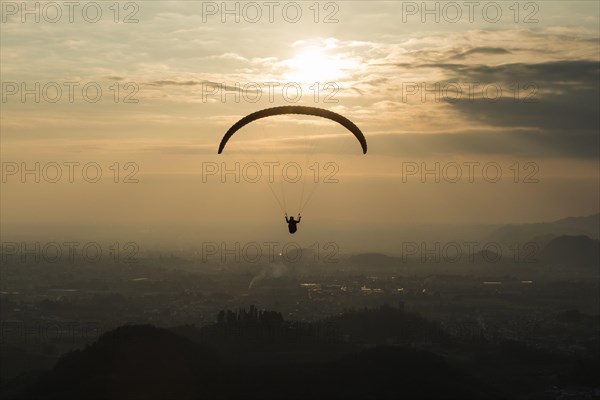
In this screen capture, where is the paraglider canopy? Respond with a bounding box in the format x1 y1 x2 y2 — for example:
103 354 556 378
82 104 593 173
217 106 367 154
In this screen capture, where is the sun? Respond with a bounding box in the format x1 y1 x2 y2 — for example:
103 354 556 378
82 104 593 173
283 46 355 83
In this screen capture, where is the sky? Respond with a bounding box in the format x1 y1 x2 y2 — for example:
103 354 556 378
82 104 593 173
1 1 599 252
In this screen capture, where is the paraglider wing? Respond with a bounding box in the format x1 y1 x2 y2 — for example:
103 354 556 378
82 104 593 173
218 106 367 154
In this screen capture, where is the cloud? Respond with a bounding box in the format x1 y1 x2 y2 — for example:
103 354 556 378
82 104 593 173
370 128 599 159
359 58 599 159
451 47 511 59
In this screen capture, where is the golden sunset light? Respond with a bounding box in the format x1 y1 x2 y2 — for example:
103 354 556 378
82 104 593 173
1 2 598 398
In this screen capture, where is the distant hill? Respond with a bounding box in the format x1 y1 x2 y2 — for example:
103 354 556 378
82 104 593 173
489 213 599 244
539 235 600 269
7 305 598 400
16 325 218 400
7 314 502 400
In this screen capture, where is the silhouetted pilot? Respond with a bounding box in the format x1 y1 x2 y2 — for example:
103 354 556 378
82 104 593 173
285 213 301 234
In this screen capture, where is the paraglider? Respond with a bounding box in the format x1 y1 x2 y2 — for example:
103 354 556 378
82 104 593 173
217 106 367 154
218 106 367 233
285 213 301 234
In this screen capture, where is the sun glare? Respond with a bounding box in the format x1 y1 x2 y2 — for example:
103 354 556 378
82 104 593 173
283 47 355 83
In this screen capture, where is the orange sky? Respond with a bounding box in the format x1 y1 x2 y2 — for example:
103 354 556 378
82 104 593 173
1 1 599 252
